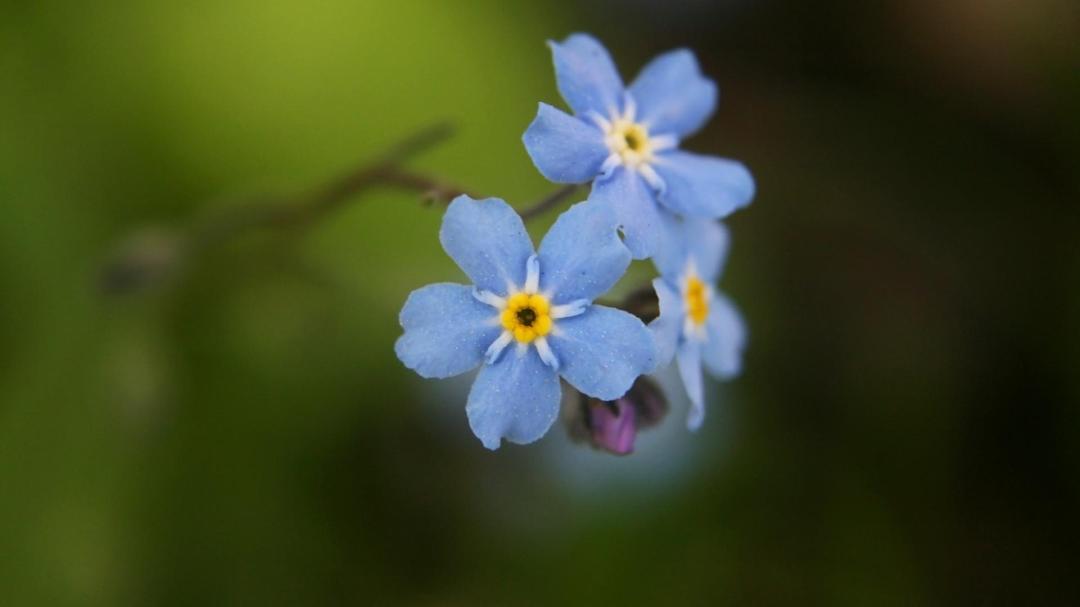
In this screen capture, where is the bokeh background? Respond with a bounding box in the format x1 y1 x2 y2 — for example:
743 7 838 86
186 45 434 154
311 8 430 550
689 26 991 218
2 0 1079 604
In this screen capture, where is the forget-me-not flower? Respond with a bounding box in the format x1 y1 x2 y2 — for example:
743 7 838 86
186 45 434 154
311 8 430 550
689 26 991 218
523 33 755 259
395 195 657 449
649 217 747 430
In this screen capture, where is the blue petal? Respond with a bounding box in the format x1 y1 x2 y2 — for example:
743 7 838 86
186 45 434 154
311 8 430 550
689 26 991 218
652 216 730 283
647 278 682 367
537 198 630 304
440 196 535 295
395 283 502 379
523 103 609 183
466 346 561 450
676 342 706 430
703 292 747 379
629 49 717 138
653 151 755 219
590 167 663 260
549 33 624 117
550 305 656 401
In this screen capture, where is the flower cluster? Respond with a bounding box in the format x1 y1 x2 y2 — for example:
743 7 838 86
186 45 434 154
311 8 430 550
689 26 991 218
396 34 752 450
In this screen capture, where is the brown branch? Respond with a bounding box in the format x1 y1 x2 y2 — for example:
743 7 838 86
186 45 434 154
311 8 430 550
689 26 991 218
379 168 471 207
100 123 462 296
518 184 581 221
98 121 584 297
186 122 461 252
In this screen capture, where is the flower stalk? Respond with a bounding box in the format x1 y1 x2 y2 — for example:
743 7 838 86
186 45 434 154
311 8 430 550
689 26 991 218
100 123 575 296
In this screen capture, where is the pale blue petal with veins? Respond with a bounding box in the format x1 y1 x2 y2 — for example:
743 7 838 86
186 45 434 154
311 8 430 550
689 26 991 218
397 196 655 449
524 33 754 260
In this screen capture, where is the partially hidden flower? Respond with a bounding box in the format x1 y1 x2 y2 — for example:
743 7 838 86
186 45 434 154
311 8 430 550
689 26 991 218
523 33 755 259
566 376 669 456
395 196 657 449
649 217 747 430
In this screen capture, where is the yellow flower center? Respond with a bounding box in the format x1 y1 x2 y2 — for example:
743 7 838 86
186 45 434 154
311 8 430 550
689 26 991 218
622 124 647 152
500 293 553 344
606 119 653 167
685 277 709 326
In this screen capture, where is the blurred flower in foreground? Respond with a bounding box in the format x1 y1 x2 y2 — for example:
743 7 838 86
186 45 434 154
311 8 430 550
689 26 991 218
566 376 669 455
650 218 746 429
395 196 656 450
523 33 755 259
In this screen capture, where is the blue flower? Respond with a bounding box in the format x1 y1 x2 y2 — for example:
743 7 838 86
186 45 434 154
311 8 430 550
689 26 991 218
649 217 747 430
523 33 756 259
395 195 657 449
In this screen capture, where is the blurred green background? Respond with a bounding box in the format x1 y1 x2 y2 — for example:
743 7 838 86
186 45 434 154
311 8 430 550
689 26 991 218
2 0 1079 604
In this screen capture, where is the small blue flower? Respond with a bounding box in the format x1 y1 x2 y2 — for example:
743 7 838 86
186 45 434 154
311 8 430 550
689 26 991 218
523 33 756 259
395 195 657 449
649 217 747 430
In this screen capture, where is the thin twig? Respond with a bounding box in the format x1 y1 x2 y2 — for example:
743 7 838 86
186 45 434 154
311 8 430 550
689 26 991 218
186 122 460 253
519 184 581 221
379 168 471 206
100 123 460 295
99 122 582 296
